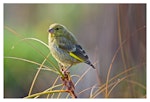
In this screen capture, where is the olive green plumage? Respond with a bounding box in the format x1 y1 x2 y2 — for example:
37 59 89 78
48 23 95 69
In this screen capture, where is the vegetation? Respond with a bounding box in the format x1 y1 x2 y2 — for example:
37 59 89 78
4 4 146 98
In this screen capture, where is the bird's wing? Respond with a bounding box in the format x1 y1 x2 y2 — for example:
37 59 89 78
57 36 89 61
58 39 88 62
69 44 89 62
68 44 96 69
58 40 95 69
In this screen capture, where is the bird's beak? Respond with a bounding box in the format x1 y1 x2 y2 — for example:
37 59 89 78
48 28 54 34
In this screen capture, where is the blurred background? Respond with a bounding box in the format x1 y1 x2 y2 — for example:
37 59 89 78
4 4 146 98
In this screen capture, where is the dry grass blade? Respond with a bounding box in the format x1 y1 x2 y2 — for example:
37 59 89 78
33 76 63 98
4 56 57 74
117 5 127 70
56 86 65 98
28 53 51 95
90 84 97 98
126 80 146 90
75 67 91 86
34 84 63 98
47 76 60 98
105 39 127 97
108 67 135 83
21 38 50 49
77 85 98 96
107 74 134 97
91 74 133 98
92 67 135 98
91 81 117 98
5 26 24 39
25 90 69 98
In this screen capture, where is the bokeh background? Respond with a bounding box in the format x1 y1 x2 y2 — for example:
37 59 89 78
4 4 146 98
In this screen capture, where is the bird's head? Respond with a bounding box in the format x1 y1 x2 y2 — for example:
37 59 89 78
48 23 67 37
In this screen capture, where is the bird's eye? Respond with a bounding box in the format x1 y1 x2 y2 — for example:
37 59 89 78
55 28 59 30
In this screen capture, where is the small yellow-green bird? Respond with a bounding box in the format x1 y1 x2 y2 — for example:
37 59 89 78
48 23 95 69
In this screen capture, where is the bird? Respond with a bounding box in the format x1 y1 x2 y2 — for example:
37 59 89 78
48 23 95 70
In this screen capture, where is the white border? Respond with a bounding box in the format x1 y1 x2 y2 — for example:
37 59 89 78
1 0 149 101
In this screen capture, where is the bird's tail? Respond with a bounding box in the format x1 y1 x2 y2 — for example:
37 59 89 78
85 60 96 69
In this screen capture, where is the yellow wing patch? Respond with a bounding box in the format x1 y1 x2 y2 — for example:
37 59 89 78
69 52 84 62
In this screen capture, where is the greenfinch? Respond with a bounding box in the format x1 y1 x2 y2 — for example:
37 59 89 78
48 23 95 69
